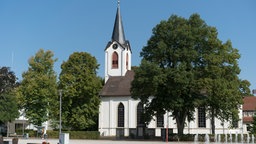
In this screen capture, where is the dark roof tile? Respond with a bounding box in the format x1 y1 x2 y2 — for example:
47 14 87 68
100 70 134 97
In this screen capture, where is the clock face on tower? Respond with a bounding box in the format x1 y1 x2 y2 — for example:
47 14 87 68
112 44 118 49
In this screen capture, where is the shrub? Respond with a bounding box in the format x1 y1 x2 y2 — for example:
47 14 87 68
14 129 36 137
45 130 100 139
45 130 58 138
69 131 100 139
179 134 194 141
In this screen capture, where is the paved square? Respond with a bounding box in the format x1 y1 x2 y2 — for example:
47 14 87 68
6 138 196 144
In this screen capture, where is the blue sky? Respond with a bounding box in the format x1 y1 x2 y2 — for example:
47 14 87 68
0 0 256 91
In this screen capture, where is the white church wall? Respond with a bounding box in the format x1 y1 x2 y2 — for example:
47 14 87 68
99 95 244 136
177 108 243 135
99 97 110 136
99 96 141 136
160 107 244 135
120 49 131 74
147 117 155 128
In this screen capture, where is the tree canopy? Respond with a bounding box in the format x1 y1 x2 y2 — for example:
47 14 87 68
18 49 58 126
131 14 250 135
247 113 256 134
0 67 19 123
58 52 102 130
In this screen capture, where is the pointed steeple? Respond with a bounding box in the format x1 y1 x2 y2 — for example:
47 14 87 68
104 0 132 82
111 1 126 45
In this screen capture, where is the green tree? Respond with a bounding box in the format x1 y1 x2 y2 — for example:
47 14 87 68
248 113 256 134
195 34 250 134
18 49 57 126
58 52 102 130
0 67 19 123
131 14 249 136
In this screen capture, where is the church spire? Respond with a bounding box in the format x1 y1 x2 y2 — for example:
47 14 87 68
104 0 132 82
111 0 126 45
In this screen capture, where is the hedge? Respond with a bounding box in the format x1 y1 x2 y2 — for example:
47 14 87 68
46 131 100 139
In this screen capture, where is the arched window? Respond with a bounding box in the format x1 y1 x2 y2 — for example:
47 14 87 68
112 52 118 69
118 103 124 127
126 53 129 70
156 113 164 127
137 102 144 126
198 106 206 128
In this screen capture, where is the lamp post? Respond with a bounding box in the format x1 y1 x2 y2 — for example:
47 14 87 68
166 111 169 143
59 90 63 139
22 111 25 137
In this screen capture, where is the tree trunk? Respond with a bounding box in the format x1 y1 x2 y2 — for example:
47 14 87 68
175 110 187 136
211 107 215 134
176 120 185 136
7 122 9 138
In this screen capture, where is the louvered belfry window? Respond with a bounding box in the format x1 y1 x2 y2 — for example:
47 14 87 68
112 52 118 69
126 53 128 69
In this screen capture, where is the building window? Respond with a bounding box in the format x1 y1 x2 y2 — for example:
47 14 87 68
126 53 129 70
112 52 118 69
137 102 144 126
157 113 164 127
198 106 206 128
118 103 124 127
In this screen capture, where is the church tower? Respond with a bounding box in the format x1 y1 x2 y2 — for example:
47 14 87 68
104 1 132 83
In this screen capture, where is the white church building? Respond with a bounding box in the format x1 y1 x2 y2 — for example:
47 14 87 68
98 2 245 138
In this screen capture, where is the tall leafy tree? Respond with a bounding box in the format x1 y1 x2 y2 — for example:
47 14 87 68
248 113 256 134
195 30 251 134
131 14 249 136
0 67 19 123
18 49 57 126
58 52 102 130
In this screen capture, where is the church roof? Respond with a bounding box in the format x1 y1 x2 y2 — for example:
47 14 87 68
111 1 126 45
100 70 134 97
